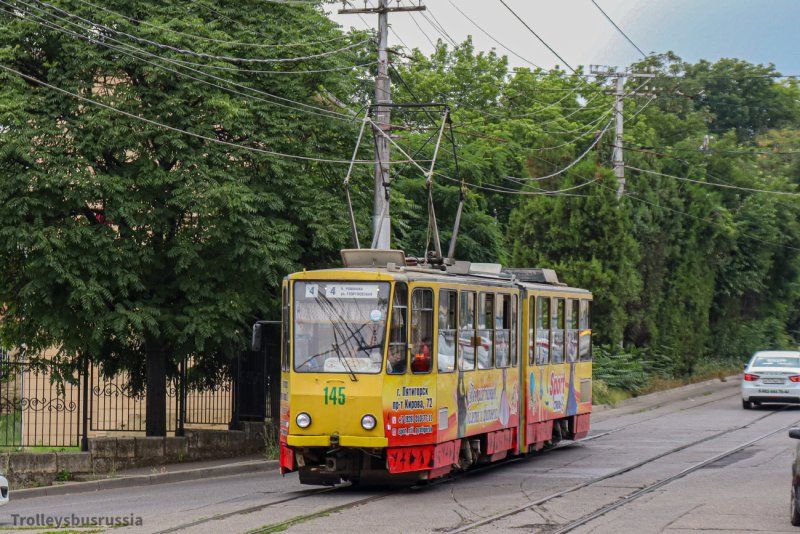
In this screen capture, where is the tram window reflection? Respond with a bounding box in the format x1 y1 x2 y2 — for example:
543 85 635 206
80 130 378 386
438 289 457 373
551 298 565 364
411 288 433 374
536 297 550 366
459 291 476 371
495 294 510 368
511 295 518 367
579 299 592 361
282 284 290 371
387 283 408 374
566 298 579 363
477 293 494 369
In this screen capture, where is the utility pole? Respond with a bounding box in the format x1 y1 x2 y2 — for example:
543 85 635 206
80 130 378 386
339 1 426 249
590 65 655 199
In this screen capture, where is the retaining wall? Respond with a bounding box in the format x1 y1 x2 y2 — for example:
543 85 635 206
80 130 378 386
4 422 265 487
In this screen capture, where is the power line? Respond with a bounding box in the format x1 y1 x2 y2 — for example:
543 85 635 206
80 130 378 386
626 165 800 196
161 59 374 75
32 0 371 64
408 11 437 48
525 151 800 253
506 119 612 182
5 1 357 122
630 144 800 157
419 9 457 48
498 0 575 74
446 0 541 70
0 63 380 165
590 0 647 58
73 0 355 49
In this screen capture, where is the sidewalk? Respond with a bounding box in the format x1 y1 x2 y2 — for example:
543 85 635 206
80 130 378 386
13 454 277 501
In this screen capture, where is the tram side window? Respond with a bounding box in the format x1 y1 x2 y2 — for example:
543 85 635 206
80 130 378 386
536 297 550 365
567 298 579 363
511 295 518 367
438 290 457 373
459 291 476 371
579 300 593 361
387 283 408 374
528 298 536 366
477 293 494 369
282 284 290 371
411 288 433 374
495 294 511 368
551 298 565 364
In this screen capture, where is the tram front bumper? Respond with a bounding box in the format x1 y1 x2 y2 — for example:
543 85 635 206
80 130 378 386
287 434 388 448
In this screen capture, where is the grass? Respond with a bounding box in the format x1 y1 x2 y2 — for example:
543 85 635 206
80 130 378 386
592 360 742 407
263 424 279 460
592 380 632 406
637 363 741 396
0 409 22 446
0 446 81 453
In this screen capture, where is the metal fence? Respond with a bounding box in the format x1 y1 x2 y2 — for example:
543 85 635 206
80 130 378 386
0 358 82 448
0 350 269 449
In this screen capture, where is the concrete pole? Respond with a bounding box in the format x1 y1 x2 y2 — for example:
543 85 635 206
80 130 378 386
613 74 625 200
373 0 392 249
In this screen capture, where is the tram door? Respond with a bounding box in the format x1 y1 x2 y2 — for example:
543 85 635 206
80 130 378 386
524 294 552 448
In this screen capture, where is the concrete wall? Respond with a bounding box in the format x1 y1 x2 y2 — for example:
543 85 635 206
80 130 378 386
4 423 265 487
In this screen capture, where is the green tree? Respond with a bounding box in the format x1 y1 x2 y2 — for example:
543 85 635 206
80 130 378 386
0 0 366 435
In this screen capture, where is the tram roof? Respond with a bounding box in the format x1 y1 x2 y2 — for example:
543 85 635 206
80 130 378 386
288 266 591 295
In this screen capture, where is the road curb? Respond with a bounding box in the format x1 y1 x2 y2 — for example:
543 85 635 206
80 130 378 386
12 459 279 501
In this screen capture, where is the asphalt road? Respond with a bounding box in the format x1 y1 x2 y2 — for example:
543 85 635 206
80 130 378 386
3 377 798 534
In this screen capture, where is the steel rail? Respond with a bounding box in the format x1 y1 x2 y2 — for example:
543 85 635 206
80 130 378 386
152 486 341 534
446 407 787 533
550 417 799 534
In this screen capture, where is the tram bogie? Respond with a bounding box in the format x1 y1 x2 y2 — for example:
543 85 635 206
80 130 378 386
262 250 593 486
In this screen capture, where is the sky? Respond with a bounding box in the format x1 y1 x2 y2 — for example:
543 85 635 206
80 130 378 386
327 0 800 76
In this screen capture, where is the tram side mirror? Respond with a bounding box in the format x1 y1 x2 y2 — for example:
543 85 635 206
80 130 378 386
251 322 264 352
789 428 800 440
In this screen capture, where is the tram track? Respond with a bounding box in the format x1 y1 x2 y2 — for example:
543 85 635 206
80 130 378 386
247 491 395 534
547 420 799 534
151 486 344 534
586 390 741 442
445 406 791 533
155 385 746 534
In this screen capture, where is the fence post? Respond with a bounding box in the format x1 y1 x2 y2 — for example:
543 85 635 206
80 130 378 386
176 358 186 437
81 354 89 452
230 353 240 430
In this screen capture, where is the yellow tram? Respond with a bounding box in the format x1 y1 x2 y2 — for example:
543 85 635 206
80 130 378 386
268 250 592 485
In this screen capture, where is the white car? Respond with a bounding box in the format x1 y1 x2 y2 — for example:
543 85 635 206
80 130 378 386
741 350 800 409
0 474 8 505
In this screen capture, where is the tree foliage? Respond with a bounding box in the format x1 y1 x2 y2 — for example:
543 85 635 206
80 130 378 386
0 0 368 433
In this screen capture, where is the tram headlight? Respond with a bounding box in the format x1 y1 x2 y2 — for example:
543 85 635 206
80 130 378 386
296 412 312 429
361 414 377 431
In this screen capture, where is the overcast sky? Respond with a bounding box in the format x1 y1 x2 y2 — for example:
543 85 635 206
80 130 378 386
327 0 800 75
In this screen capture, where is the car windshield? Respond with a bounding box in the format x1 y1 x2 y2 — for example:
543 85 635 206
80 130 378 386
752 356 800 368
293 281 390 374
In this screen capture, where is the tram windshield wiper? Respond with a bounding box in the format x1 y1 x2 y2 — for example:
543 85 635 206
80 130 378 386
332 327 358 382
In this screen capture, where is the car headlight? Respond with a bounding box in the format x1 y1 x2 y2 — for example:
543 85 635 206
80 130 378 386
361 414 377 431
296 412 312 429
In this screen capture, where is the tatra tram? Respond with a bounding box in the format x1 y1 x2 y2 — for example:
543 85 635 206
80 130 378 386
256 248 593 486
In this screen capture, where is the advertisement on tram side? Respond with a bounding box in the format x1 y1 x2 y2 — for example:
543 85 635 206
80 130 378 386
526 362 592 424
382 367 521 446
383 374 438 447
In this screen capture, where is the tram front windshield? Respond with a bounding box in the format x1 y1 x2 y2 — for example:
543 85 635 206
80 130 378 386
293 281 390 374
